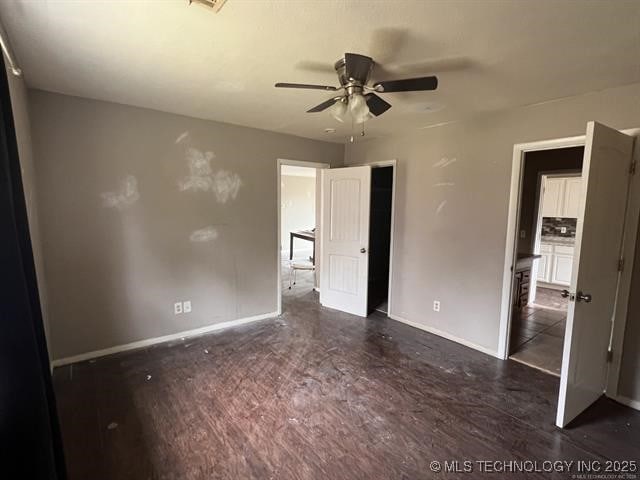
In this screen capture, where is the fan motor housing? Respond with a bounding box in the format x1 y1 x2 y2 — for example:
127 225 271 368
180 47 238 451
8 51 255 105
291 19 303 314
334 55 373 88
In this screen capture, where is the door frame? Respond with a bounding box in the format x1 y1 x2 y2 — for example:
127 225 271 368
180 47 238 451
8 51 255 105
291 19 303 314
276 158 330 315
498 128 640 403
335 159 397 316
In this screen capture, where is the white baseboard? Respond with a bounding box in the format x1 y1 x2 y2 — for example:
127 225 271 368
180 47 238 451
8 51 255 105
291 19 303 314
388 312 501 359
51 311 278 368
612 394 640 411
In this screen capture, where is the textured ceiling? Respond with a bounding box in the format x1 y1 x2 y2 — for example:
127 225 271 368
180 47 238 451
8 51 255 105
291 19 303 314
1 0 640 143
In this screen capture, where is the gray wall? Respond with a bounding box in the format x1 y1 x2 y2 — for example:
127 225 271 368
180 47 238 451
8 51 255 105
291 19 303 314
345 82 640 401
29 90 343 360
280 174 315 250
6 63 51 359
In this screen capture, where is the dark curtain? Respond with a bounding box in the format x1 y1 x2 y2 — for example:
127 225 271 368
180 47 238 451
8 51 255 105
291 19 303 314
0 54 67 479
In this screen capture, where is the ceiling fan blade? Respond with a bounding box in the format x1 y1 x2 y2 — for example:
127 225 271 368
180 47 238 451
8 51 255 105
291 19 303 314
307 97 341 113
373 76 438 93
364 93 392 116
275 82 338 91
344 53 374 82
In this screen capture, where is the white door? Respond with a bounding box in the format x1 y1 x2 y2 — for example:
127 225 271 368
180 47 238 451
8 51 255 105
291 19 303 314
556 122 635 427
320 166 371 316
541 177 564 217
563 177 583 218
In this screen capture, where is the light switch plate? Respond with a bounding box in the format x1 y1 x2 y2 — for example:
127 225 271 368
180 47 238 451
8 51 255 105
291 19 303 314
183 301 192 313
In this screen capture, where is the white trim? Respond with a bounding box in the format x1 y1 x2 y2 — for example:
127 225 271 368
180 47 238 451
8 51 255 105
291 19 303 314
51 311 278 367
281 164 317 178
613 395 640 412
528 175 546 304
277 158 329 315
389 313 501 359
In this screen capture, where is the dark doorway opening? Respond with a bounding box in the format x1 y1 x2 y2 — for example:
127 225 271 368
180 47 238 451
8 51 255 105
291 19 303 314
367 166 393 314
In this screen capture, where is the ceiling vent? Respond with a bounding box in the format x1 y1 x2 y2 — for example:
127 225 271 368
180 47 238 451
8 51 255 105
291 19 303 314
189 0 227 13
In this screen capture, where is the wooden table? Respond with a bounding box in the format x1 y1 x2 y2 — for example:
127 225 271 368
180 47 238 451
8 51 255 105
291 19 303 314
290 229 315 264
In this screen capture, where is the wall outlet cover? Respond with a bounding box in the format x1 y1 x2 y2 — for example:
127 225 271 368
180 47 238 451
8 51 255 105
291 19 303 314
433 300 441 312
174 302 183 315
183 301 192 313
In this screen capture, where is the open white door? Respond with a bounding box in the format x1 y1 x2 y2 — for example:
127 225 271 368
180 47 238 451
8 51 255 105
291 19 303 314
556 122 635 427
320 166 371 316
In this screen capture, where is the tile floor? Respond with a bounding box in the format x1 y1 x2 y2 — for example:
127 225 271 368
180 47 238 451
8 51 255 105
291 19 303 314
509 287 568 376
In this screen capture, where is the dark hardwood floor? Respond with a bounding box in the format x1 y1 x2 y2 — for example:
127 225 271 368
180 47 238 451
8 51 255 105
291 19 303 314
53 277 640 479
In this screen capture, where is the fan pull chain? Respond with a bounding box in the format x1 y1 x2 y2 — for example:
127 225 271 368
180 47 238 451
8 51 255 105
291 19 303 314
350 115 355 143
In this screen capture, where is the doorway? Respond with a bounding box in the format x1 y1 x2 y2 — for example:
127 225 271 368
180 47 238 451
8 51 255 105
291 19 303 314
367 166 393 314
508 147 584 376
319 161 396 318
500 122 640 428
276 159 329 314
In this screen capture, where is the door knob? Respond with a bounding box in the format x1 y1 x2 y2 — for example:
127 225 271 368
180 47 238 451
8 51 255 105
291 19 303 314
360 248 366 253
576 291 592 303
560 289 570 298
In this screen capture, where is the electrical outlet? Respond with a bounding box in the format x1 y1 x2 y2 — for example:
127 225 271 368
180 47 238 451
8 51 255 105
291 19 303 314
560 227 567 234
433 300 441 312
183 301 192 313
520 230 526 239
174 302 183 315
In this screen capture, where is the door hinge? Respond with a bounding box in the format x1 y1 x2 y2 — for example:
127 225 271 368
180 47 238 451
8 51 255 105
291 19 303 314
606 348 613 363
630 161 637 175
618 258 625 272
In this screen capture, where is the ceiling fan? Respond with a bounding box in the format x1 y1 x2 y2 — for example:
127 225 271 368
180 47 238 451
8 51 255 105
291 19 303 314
275 53 438 123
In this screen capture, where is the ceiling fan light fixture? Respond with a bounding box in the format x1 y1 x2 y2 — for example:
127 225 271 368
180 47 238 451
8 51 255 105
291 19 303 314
349 93 370 123
277 52 440 124
330 98 348 123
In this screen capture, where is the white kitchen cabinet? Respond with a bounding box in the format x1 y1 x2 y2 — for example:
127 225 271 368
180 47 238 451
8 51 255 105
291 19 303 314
539 243 575 286
537 252 552 282
551 254 573 285
562 177 583 218
541 175 583 218
541 178 565 217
